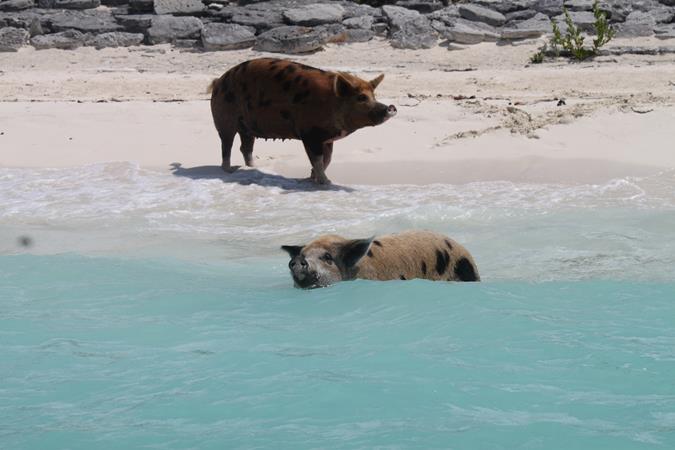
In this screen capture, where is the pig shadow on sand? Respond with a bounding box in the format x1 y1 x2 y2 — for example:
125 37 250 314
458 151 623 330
169 163 355 193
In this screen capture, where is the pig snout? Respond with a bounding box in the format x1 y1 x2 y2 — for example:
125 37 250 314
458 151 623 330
289 256 319 289
369 103 397 125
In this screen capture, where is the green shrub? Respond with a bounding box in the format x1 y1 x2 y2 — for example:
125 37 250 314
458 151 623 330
530 1 615 63
591 1 615 53
557 8 594 60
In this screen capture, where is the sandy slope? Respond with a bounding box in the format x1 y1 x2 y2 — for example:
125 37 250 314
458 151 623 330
1 37 675 184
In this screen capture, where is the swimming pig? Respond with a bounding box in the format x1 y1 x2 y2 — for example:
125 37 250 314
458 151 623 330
209 58 397 184
282 230 480 289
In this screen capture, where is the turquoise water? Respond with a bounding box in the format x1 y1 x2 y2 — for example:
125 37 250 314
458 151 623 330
1 255 674 449
2 163 675 448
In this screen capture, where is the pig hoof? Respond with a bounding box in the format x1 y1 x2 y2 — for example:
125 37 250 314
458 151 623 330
221 164 239 173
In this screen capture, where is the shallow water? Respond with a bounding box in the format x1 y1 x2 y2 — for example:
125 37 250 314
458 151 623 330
1 163 675 280
1 163 675 449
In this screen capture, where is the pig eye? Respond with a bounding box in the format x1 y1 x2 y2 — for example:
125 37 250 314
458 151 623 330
320 252 333 264
356 94 368 102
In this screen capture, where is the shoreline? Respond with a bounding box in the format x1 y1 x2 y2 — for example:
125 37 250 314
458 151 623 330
1 100 673 184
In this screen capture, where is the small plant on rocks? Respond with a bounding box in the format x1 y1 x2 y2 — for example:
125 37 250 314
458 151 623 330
591 1 615 53
556 8 593 60
530 44 547 64
530 0 615 64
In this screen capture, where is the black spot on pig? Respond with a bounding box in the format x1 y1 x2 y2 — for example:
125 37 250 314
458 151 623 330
454 257 478 282
435 249 449 275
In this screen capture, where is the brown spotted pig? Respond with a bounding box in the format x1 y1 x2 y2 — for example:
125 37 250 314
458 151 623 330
209 58 397 184
282 230 480 289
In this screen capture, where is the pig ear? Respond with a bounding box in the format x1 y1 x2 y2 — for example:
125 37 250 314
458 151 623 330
370 74 384 90
339 237 373 268
334 73 357 97
281 245 303 258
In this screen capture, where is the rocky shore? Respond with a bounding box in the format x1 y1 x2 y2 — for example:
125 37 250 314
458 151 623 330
1 0 675 53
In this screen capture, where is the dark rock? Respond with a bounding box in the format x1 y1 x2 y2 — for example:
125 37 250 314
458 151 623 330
430 18 445 33
0 0 34 11
31 28 83 48
316 22 347 42
553 10 596 33
342 2 380 19
534 0 563 16
394 0 443 14
115 13 154 32
101 0 128 5
0 10 35 29
201 22 254 50
154 0 205 16
49 9 122 32
38 0 100 9
382 4 418 30
84 30 143 48
146 15 202 44
129 0 152 12
0 25 28 50
500 27 543 39
563 0 595 11
254 25 326 54
343 15 373 30
655 23 675 38
218 4 284 32
459 4 506 26
383 5 436 49
631 0 666 12
442 17 499 44
427 5 459 25
513 12 553 34
372 21 387 35
173 38 197 47
599 45 675 55
390 18 436 48
658 0 675 6
475 0 538 14
616 11 656 37
647 6 675 23
505 9 538 23
28 16 41 34
603 0 632 22
283 3 344 26
344 27 373 42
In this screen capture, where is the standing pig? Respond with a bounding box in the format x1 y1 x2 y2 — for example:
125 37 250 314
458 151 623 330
209 58 397 184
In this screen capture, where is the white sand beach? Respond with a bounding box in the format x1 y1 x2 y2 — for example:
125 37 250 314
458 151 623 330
2 37 675 184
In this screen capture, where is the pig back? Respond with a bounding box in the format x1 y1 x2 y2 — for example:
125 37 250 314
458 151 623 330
355 231 480 282
224 58 341 140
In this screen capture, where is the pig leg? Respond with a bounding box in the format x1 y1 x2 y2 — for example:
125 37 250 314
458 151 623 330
310 143 334 180
239 132 255 167
302 139 331 185
218 129 236 173
322 142 333 169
